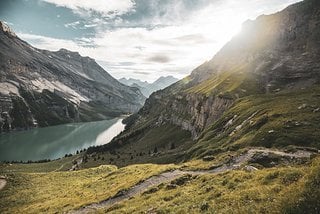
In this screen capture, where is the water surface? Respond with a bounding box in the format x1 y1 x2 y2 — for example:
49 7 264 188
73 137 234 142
0 118 125 161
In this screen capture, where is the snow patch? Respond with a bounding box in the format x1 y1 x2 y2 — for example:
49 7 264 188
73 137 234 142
31 78 90 105
0 82 20 96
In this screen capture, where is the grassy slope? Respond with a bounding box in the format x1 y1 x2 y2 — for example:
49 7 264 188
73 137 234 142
102 157 320 214
1 156 318 213
185 64 260 97
82 124 193 168
0 164 176 213
0 155 80 173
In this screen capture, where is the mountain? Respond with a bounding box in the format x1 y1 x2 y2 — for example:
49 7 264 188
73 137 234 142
1 1 320 213
88 0 320 164
150 76 179 90
118 78 149 88
119 76 179 97
0 21 145 132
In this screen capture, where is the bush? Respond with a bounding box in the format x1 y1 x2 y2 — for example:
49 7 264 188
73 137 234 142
200 202 210 211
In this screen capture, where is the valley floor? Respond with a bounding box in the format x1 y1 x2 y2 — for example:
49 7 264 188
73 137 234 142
0 147 319 213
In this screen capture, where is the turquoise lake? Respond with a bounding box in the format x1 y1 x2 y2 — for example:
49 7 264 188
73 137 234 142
0 118 125 161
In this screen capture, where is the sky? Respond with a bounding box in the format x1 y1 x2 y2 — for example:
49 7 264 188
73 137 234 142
0 0 302 82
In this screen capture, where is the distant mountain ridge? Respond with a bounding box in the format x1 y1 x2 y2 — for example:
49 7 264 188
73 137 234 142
0 21 145 132
118 78 150 88
119 76 179 97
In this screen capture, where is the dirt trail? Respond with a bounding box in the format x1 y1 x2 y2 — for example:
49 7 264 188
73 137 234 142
53 157 82 172
0 178 7 191
53 163 66 172
72 148 314 214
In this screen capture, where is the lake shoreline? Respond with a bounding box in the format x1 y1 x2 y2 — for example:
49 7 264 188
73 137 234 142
0 117 127 162
0 114 129 135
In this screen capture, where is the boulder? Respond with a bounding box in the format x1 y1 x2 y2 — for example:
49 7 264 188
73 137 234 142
202 156 215 161
243 165 258 172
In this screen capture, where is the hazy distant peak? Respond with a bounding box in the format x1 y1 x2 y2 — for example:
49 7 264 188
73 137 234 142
120 77 149 83
119 75 180 97
154 76 178 83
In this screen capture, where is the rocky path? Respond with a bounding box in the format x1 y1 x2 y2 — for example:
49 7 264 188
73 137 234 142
73 170 188 214
71 148 314 213
0 177 7 191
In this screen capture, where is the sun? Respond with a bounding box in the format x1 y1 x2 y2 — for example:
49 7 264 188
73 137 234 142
206 13 243 44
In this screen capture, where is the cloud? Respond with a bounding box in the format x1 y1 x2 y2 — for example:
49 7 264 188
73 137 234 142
173 34 209 44
133 71 151 75
18 33 81 51
40 0 135 17
18 0 302 82
84 23 98 28
64 21 81 29
147 54 171 63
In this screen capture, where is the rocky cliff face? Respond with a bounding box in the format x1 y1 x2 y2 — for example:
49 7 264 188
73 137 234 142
0 22 145 132
113 0 320 144
139 91 233 139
